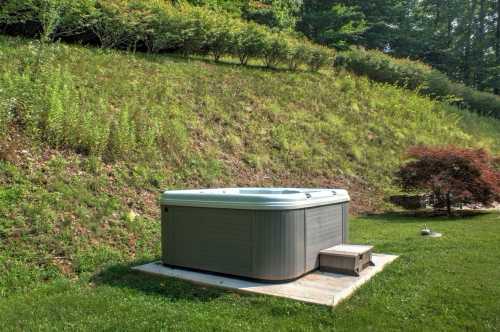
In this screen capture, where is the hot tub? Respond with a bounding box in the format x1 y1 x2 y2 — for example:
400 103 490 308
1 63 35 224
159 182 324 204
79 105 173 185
160 188 350 281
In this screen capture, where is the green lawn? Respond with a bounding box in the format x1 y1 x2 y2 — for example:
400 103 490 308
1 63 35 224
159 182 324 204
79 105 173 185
1 212 499 331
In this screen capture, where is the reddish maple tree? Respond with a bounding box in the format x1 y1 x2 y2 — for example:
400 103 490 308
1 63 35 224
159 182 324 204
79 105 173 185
396 146 500 216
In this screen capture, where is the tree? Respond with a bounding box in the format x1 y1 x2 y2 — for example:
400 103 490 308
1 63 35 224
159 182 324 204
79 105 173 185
296 0 499 95
298 2 367 49
396 146 500 216
474 0 487 87
496 0 500 94
242 0 303 31
343 0 406 50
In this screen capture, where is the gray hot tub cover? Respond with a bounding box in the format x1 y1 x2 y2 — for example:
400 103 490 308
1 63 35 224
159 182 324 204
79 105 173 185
160 188 350 210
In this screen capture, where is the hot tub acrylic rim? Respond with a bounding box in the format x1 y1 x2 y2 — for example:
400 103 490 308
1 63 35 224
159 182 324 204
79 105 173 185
160 187 350 210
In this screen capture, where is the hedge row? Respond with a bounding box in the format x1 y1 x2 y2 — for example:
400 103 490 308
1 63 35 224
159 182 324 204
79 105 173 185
0 0 333 71
336 47 500 118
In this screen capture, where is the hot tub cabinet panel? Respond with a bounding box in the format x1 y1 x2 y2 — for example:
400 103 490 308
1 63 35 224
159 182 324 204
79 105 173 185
305 204 345 271
252 209 305 280
161 188 350 281
163 207 254 276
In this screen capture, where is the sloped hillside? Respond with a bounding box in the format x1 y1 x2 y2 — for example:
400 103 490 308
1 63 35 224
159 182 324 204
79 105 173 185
1 35 500 293
1 36 499 188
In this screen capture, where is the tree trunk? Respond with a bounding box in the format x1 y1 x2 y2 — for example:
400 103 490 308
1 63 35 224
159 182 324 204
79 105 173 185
463 0 478 86
496 0 500 94
446 0 453 48
446 191 452 217
475 0 486 89
435 2 441 29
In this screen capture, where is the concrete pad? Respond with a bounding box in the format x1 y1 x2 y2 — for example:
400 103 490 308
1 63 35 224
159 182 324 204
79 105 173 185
132 253 398 307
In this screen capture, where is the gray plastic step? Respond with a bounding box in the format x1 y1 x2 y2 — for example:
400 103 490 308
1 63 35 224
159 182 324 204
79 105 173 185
319 244 374 276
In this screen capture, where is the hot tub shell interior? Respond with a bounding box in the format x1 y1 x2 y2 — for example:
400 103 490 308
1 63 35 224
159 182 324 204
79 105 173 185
161 188 350 281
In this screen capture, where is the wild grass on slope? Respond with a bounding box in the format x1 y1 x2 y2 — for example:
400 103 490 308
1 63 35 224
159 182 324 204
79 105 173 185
1 35 499 194
0 151 161 296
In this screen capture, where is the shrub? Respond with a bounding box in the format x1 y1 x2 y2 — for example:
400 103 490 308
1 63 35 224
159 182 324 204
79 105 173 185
204 15 233 62
89 1 130 49
335 47 429 89
177 6 212 56
0 0 335 72
0 0 97 42
306 45 332 72
117 1 164 53
286 40 333 71
46 0 96 41
336 47 500 118
0 0 41 31
146 6 185 53
262 32 289 68
286 41 309 71
396 145 500 216
232 22 267 65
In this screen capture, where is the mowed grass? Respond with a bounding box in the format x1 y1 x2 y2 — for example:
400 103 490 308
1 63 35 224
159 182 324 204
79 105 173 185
1 212 499 331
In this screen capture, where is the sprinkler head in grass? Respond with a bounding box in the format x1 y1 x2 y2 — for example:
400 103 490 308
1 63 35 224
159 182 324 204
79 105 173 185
421 224 442 238
421 224 432 236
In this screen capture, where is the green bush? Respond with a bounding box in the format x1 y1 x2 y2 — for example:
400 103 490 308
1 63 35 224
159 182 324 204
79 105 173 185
89 1 131 49
285 39 333 71
204 14 233 61
145 5 185 53
306 45 333 72
336 47 500 118
57 1 96 34
286 41 309 71
0 0 96 40
0 0 328 71
262 33 289 68
0 0 41 27
232 22 267 65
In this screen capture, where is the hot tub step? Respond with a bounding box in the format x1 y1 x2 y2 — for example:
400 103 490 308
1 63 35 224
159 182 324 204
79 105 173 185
319 244 374 276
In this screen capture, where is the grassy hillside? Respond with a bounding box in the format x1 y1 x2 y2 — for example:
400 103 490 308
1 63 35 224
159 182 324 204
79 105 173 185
1 34 500 304
336 47 500 118
1 36 499 186
3 0 499 118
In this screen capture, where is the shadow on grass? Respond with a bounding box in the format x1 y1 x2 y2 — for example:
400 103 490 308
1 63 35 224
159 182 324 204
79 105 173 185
91 259 228 302
360 209 493 223
117 48 324 76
